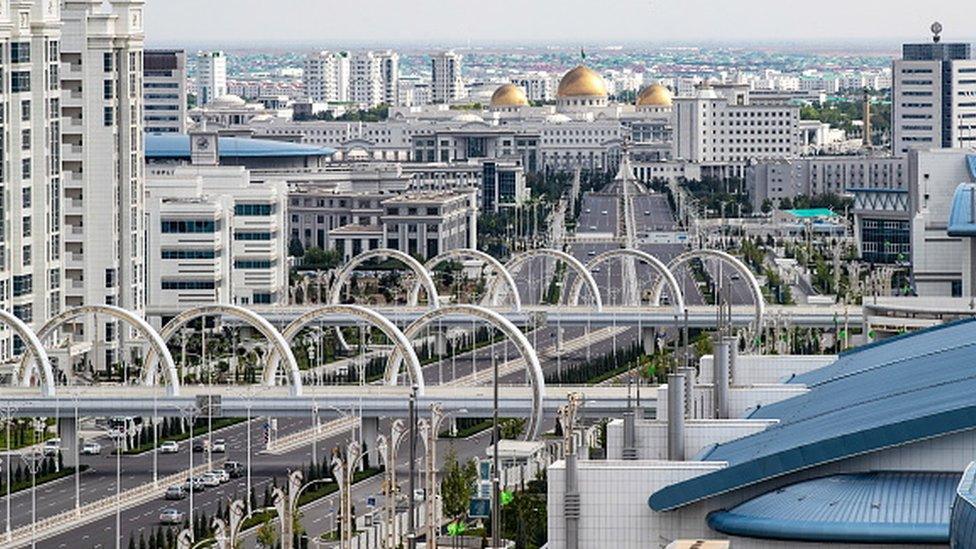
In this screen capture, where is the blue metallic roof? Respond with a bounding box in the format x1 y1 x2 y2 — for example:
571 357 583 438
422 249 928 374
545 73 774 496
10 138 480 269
707 472 958 544
145 134 335 159
649 319 976 511
948 183 976 237
968 155 976 180
950 462 976 547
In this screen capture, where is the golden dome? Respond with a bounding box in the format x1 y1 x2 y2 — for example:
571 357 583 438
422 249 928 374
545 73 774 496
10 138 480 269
636 83 673 107
557 65 608 98
490 83 528 107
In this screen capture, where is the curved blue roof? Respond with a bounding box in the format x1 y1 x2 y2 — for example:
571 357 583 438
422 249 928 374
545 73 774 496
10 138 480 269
948 182 976 237
145 133 335 159
708 472 958 544
650 319 976 511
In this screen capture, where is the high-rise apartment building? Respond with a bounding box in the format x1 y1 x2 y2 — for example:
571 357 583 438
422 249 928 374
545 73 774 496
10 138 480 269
303 50 349 103
143 49 187 133
892 26 976 155
0 0 64 361
431 50 465 104
196 50 226 105
377 50 399 106
61 0 146 369
349 50 382 107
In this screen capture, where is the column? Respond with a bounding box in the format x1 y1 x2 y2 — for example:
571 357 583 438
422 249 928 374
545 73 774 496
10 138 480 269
361 417 379 471
59 417 79 468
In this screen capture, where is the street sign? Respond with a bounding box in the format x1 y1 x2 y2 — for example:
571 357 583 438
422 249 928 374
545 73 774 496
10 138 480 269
366 495 377 508
478 459 491 481
469 498 490 519
477 480 492 499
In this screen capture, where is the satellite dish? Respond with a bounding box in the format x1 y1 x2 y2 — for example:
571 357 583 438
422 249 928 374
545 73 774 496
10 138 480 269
931 22 943 43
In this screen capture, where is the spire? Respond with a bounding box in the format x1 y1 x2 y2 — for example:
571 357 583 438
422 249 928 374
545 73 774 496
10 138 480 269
580 47 586 61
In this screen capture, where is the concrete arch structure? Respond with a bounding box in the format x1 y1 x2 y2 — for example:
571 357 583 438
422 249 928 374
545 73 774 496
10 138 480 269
385 304 546 440
568 248 686 315
505 249 603 310
408 248 522 310
330 248 440 308
15 305 181 397
148 304 302 396
652 249 765 331
1 309 56 397
274 304 425 393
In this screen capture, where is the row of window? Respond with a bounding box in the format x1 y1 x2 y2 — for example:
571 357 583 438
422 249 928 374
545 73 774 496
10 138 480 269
161 249 216 259
234 203 274 216
161 280 215 290
161 220 217 233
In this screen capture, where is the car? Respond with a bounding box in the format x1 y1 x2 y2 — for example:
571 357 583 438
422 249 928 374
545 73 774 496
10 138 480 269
730 274 741 281
413 489 426 502
183 477 205 492
200 473 221 487
644 210 651 215
42 438 61 457
601 210 608 215
159 508 185 525
160 441 179 454
209 469 230 483
192 439 209 453
587 250 596 256
211 439 226 453
585 209 591 213
223 461 245 478
80 442 102 455
592 267 601 273
164 485 187 500
589 225 597 231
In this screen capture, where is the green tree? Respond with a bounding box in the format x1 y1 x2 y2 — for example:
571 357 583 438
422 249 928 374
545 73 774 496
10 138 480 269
303 247 342 269
289 237 305 258
441 446 477 522
256 518 278 548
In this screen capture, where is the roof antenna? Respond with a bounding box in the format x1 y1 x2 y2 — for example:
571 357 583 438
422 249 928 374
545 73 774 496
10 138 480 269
932 22 943 44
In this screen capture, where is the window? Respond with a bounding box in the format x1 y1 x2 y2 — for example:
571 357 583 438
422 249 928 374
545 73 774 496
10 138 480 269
105 268 117 288
234 203 274 216
234 259 273 269
21 100 30 121
160 220 217 233
22 216 30 237
22 188 30 208
161 280 216 290
104 79 114 100
12 72 30 93
161 249 216 259
252 293 273 304
21 159 31 179
22 245 30 266
13 304 32 323
103 106 114 127
103 52 113 72
234 232 273 241
10 42 30 63
13 275 32 297
21 129 30 150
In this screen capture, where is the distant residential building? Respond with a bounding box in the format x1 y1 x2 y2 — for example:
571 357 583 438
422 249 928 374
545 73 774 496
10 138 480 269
892 29 976 155
304 50 349 103
511 72 554 102
349 50 398 108
377 50 399 105
143 49 187 133
431 51 465 103
196 50 227 105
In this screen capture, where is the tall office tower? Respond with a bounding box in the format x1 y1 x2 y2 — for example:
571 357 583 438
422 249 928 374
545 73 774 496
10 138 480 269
349 50 383 107
0 0 64 362
196 50 226 105
431 50 465 103
376 50 399 105
892 23 976 155
143 49 187 133
303 50 349 102
61 0 146 370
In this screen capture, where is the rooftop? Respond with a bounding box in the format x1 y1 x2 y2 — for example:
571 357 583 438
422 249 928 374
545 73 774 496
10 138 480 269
650 319 976 511
145 134 335 160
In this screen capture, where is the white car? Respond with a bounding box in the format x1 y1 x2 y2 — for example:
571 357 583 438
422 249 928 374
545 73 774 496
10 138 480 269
211 439 226 453
209 469 230 483
160 441 179 454
601 210 608 215
200 473 221 487
81 442 102 455
159 508 185 525
42 438 61 457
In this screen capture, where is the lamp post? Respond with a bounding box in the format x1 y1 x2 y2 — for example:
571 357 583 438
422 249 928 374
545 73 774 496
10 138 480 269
331 441 367 548
558 393 584 549
377 418 408 549
21 449 44 549
420 404 467 548
407 385 419 549
104 424 133 549
1 403 17 543
177 404 201 540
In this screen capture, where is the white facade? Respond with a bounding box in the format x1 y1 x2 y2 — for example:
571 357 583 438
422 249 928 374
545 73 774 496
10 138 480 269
511 72 554 102
349 50 397 108
892 39 976 155
0 0 64 361
196 50 227 105
61 0 146 369
146 164 288 310
431 50 464 104
303 50 349 103
143 49 187 133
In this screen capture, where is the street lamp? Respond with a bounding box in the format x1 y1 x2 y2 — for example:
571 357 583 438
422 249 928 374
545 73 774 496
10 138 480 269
419 404 467 547
104 423 134 549
331 441 367 548
177 403 201 540
21 449 44 549
377 418 408 549
1 403 17 543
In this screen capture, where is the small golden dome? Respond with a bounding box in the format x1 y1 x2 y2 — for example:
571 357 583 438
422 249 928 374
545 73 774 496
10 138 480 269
636 83 673 107
490 83 528 107
557 65 608 98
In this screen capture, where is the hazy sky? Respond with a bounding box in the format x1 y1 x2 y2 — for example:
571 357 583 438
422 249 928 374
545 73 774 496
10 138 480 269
145 0 975 48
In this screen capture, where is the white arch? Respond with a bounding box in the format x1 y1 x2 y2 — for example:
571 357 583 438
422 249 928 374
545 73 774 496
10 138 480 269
15 305 181 397
568 248 685 315
652 249 765 331
1 309 56 397
273 304 425 394
147 304 303 396
408 248 522 310
385 304 546 440
504 249 603 310
330 248 440 308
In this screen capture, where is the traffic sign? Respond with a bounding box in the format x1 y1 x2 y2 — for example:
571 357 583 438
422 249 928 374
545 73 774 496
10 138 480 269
469 498 490 519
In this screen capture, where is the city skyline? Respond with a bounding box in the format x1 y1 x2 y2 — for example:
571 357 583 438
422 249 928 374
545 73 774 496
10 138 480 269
145 0 976 48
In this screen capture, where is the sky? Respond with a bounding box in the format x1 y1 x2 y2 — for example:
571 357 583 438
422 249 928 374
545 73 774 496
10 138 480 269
145 0 975 49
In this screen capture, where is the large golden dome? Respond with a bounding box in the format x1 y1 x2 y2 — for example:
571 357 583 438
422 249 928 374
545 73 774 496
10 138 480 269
490 83 528 107
557 65 608 98
636 83 673 107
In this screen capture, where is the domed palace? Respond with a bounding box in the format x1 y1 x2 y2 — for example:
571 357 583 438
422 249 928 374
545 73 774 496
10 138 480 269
556 65 609 112
635 83 673 112
488 83 529 112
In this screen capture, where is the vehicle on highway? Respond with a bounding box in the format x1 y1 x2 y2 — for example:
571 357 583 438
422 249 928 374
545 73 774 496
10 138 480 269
212 439 226 453
164 485 187 500
192 439 210 453
42 438 61 456
601 210 608 215
183 477 205 492
587 250 596 256
585 209 591 213
592 267 601 273
200 472 221 487
414 489 426 502
589 225 597 231
644 210 651 215
209 469 230 483
81 441 102 455
223 461 245 478
159 508 185 525
160 441 179 454
730 274 741 281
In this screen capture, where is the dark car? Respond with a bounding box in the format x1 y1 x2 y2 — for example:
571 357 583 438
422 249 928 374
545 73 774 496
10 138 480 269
223 461 245 479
